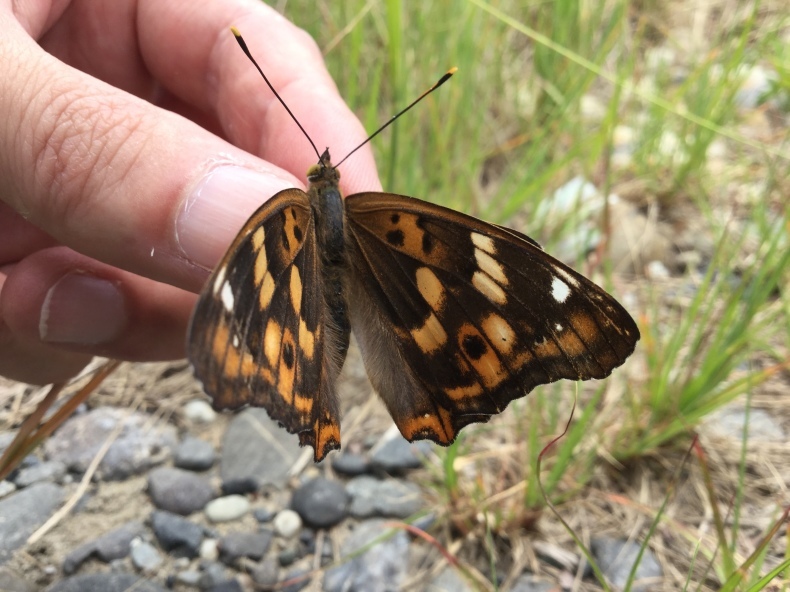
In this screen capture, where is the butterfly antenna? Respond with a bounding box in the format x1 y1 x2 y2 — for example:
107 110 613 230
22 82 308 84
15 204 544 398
333 67 457 169
231 27 322 161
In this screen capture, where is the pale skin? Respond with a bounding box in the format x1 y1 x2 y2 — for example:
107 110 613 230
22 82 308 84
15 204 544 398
0 0 381 384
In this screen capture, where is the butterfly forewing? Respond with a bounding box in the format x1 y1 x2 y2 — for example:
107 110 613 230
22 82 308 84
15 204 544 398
344 192 639 445
188 188 341 455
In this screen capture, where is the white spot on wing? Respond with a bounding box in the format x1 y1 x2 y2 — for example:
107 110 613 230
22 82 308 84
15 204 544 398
473 271 507 304
220 281 235 311
232 333 240 348
553 265 580 288
551 276 571 303
555 323 563 331
213 267 227 295
471 232 496 254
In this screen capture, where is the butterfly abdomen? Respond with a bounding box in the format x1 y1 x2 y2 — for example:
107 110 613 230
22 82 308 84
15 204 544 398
309 162 351 366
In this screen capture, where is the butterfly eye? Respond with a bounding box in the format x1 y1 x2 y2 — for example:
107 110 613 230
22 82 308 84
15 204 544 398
306 164 321 180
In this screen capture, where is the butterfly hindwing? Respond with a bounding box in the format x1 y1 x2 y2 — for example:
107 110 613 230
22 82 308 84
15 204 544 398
187 189 342 457
344 192 639 445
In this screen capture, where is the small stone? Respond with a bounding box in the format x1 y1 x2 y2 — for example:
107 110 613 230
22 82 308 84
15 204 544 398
198 562 229 588
174 437 216 471
0 482 64 563
278 545 302 567
273 509 302 538
323 519 410 592
591 537 662 592
412 512 436 532
175 570 202 586
250 558 279 587
150 510 203 558
46 572 167 592
331 453 370 476
183 399 217 424
200 538 220 561
148 467 214 515
96 521 147 562
13 460 67 488
130 540 163 572
291 478 349 529
369 435 430 474
219 530 273 563
64 520 147 574
44 408 176 481
253 507 276 523
206 579 244 592
205 495 250 522
703 406 786 442
346 476 422 519
220 409 302 488
221 476 258 495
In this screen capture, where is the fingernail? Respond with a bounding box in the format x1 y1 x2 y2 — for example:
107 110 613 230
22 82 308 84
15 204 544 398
177 166 297 270
40 273 127 345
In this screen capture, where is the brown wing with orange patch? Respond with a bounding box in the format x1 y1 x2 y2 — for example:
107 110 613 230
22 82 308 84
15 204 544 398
187 188 342 461
345 192 639 446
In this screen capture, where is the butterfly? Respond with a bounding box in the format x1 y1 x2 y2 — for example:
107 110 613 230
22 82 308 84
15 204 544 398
187 28 640 462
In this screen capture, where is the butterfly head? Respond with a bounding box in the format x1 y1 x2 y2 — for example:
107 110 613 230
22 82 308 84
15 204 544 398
306 148 340 188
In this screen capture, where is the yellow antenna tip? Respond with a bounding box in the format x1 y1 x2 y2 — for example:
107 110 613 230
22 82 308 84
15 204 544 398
230 26 241 37
448 67 458 75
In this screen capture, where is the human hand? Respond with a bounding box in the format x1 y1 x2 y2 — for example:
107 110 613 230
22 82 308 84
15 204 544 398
0 0 380 385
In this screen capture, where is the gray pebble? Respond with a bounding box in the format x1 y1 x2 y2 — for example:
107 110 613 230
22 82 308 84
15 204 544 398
45 572 167 592
278 544 301 567
253 507 276 523
44 408 176 481
369 436 430 474
250 557 279 586
591 537 662 592
198 562 229 588
273 509 302 538
0 482 64 563
13 460 67 488
173 436 216 471
219 530 273 563
331 452 371 476
346 476 422 518
150 510 203 558
63 520 146 574
205 495 250 522
323 519 409 592
291 477 348 529
183 399 217 424
220 476 258 495
147 466 214 515
220 409 302 488
130 540 163 572
175 570 202 586
207 579 244 592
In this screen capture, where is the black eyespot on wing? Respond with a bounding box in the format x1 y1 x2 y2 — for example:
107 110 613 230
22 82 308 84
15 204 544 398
462 334 487 359
386 229 405 246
